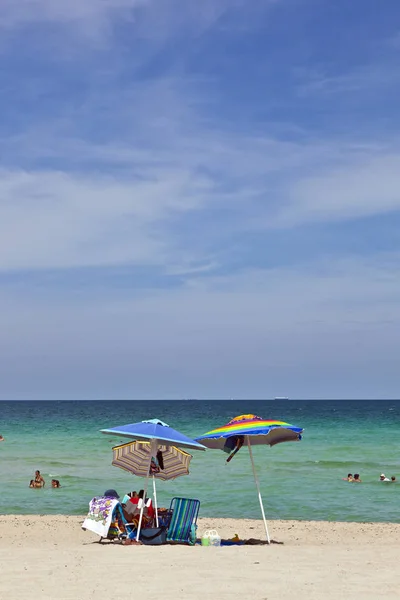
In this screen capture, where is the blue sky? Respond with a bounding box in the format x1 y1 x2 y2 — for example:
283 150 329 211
1 0 400 399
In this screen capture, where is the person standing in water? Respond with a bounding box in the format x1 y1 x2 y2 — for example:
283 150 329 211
34 470 45 487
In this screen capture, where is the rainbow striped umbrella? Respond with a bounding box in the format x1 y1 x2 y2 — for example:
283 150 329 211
196 414 303 543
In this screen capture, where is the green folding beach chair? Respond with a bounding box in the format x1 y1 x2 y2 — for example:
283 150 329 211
166 497 200 545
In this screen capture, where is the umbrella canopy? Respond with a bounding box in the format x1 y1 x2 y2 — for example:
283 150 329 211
112 440 192 481
196 414 303 543
199 414 303 451
101 418 206 452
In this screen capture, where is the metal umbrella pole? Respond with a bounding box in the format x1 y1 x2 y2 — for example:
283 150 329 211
246 436 270 544
136 439 157 541
152 476 159 527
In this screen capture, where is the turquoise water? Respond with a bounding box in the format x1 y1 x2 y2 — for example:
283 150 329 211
0 400 399 522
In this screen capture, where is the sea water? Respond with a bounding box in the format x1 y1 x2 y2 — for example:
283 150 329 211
0 400 398 522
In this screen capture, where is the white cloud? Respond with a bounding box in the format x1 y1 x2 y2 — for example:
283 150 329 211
1 3 400 274
280 153 400 227
0 167 213 270
0 0 145 28
296 65 400 97
3 132 400 272
0 0 255 44
0 72 334 273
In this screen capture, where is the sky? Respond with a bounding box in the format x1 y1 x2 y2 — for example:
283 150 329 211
1 0 400 400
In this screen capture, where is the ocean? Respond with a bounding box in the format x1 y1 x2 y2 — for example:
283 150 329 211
0 400 398 522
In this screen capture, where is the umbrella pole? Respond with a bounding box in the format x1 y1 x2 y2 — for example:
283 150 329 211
153 476 159 527
136 440 156 541
246 436 270 544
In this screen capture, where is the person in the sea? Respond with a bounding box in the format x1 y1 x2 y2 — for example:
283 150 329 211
379 473 390 482
353 473 361 482
0 434 4 442
390 476 396 482
51 479 61 488
34 470 45 487
343 473 353 481
29 479 44 489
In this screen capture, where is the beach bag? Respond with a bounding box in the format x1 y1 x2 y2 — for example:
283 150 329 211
201 529 221 547
139 526 167 545
189 523 197 546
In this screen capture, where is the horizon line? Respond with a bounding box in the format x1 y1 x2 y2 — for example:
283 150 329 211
0 398 399 402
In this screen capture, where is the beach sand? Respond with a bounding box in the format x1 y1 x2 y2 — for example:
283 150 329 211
0 516 399 599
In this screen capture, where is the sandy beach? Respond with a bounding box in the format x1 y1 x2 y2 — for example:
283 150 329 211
0 516 399 599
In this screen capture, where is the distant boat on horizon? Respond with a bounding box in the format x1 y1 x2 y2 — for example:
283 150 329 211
274 397 289 400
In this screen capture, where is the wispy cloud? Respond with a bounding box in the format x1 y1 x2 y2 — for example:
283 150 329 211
279 151 400 227
0 0 144 29
2 98 400 272
0 164 216 270
296 63 400 97
0 0 260 46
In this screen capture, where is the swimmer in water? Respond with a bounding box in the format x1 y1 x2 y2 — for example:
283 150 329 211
0 435 4 441
34 470 45 488
343 473 353 482
353 473 361 482
51 479 61 488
